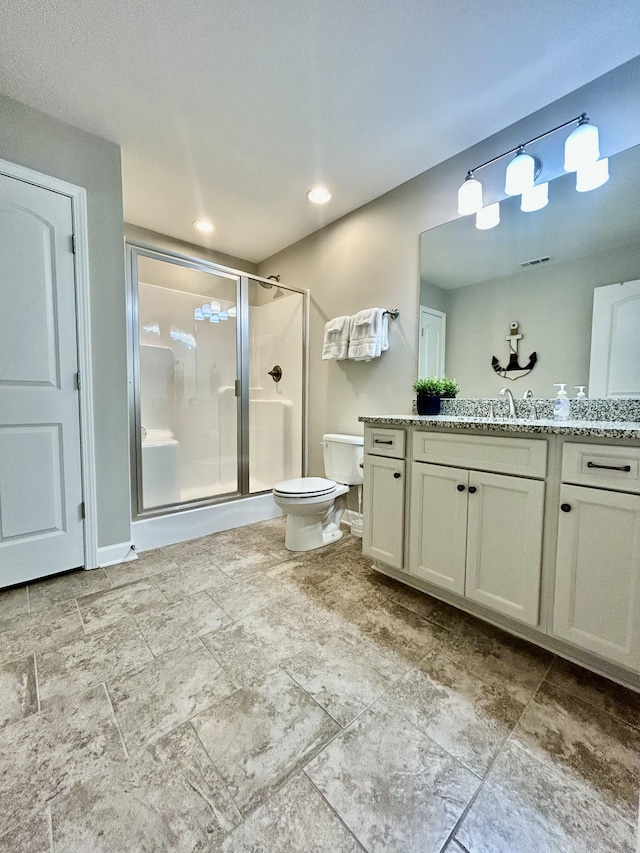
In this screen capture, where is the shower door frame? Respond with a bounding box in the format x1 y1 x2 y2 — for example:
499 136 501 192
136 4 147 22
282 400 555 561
126 242 309 520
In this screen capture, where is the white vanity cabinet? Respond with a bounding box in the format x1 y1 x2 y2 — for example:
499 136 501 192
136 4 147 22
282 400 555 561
362 428 406 569
409 435 546 626
553 443 640 669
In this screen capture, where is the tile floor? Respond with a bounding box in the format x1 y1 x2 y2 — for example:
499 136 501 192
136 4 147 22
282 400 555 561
0 517 639 852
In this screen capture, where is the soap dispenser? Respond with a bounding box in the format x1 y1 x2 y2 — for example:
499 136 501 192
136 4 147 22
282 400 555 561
553 384 571 421
574 386 587 400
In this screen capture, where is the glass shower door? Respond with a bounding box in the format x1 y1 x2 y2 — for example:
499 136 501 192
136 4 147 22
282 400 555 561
247 278 305 493
132 248 240 512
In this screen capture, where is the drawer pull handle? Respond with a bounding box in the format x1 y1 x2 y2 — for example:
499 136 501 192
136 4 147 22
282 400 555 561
456 484 466 492
587 461 631 473
374 439 394 445
468 486 477 494
561 503 572 512
393 472 401 479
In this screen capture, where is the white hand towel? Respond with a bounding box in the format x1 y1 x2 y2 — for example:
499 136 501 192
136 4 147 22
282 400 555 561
322 315 351 360
348 308 386 361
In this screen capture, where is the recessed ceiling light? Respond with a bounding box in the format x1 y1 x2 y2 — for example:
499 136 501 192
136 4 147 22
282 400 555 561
307 187 331 204
193 219 215 233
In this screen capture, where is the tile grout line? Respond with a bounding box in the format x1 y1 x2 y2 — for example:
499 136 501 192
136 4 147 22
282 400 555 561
46 804 54 852
439 655 558 850
33 651 42 714
74 597 87 635
542 671 640 733
103 681 131 762
187 718 244 827
303 770 370 852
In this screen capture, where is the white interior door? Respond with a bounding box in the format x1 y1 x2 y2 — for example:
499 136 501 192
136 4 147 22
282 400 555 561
0 174 85 587
589 279 640 397
418 307 445 378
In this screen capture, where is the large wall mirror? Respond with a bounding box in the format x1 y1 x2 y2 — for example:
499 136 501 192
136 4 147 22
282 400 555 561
419 142 640 399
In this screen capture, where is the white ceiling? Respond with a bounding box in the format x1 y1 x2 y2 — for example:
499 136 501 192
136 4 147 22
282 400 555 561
1 1 639 263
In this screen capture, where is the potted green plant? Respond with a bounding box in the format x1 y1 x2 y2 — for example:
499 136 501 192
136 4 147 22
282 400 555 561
440 377 460 399
413 376 444 415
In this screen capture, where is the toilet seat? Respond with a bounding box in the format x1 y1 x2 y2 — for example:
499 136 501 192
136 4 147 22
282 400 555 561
273 476 337 498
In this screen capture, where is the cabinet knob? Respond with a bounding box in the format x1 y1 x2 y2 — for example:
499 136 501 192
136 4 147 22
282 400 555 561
456 484 466 492
468 486 477 494
393 472 401 479
561 503 572 513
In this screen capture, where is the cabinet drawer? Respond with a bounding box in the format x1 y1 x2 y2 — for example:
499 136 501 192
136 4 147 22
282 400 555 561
413 432 547 478
365 427 406 459
562 443 640 494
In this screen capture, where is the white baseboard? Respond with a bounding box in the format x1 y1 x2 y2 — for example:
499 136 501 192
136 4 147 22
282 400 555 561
342 509 361 527
97 542 137 568
131 493 283 553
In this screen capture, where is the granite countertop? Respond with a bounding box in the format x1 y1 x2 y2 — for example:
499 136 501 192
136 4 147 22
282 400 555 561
358 414 640 440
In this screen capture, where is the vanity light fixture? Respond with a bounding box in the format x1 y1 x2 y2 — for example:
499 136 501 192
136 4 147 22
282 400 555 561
475 202 500 230
193 219 215 233
458 112 607 229
520 181 549 212
458 174 483 215
576 157 609 192
307 187 331 204
504 148 541 196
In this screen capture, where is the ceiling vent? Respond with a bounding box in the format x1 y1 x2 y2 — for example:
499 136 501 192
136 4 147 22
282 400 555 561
518 256 551 268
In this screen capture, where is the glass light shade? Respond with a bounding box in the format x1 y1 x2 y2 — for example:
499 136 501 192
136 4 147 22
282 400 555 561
218 310 228 321
457 176 482 215
576 158 609 192
194 308 204 321
504 152 536 195
210 300 221 313
564 121 599 172
201 303 212 316
228 306 237 318
520 182 549 212
209 314 219 323
475 202 500 230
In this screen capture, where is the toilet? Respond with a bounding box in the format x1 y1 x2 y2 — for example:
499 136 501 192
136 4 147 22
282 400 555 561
273 433 364 551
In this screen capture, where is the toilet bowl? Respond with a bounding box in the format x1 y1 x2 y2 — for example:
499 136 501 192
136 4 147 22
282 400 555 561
273 434 364 551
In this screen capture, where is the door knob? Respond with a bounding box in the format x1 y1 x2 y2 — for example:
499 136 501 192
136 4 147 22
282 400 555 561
393 472 401 479
468 486 477 494
561 503 572 512
268 365 282 382
456 484 466 492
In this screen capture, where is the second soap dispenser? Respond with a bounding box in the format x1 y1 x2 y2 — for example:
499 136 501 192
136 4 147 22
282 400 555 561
553 384 571 420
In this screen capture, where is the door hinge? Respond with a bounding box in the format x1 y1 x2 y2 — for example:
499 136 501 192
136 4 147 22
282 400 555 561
80 502 85 520
75 371 81 390
71 234 77 254
234 379 241 397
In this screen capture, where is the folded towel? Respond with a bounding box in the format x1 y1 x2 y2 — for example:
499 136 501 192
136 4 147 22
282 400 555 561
322 315 351 360
348 308 388 361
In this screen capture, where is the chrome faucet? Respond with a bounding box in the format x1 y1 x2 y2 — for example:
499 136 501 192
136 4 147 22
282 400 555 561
522 389 537 419
500 387 517 418
523 389 533 400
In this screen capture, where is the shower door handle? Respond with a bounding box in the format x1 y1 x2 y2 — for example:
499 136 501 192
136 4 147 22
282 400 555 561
268 365 282 382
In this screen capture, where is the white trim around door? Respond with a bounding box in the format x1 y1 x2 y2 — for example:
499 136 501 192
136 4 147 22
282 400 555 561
0 157 99 570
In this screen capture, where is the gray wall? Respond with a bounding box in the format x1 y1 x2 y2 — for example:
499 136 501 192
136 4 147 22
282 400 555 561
258 57 640 476
0 94 129 548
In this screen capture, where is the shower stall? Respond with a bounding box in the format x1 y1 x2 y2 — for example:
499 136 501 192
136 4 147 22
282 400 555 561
127 243 308 520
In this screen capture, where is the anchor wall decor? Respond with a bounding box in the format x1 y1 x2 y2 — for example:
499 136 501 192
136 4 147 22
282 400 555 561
492 321 537 381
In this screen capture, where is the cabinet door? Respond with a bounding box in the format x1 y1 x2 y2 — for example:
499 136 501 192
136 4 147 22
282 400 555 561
553 484 640 670
408 463 468 594
465 471 544 626
362 455 405 569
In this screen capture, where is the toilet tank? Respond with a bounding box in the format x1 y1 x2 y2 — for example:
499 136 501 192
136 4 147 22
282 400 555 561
322 433 364 485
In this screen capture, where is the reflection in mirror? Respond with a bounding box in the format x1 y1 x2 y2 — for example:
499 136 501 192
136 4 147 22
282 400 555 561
419 143 640 399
